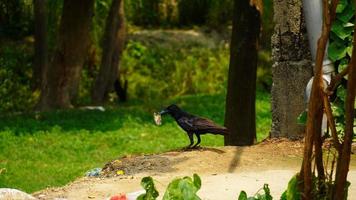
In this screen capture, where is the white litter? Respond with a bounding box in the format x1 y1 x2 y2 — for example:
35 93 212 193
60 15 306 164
81 106 105 112
0 188 36 200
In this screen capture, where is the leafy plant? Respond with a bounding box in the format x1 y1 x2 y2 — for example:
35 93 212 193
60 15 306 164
162 174 202 200
137 177 159 200
0 43 37 112
120 37 230 103
138 174 202 200
280 175 301 200
238 184 273 200
328 0 356 139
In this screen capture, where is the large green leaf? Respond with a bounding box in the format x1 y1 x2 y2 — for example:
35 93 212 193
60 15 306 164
297 110 307 125
238 191 248 200
331 20 354 40
336 0 348 13
328 42 348 61
337 87 347 102
282 175 301 200
337 3 355 22
347 45 353 57
193 174 201 190
338 58 349 74
137 177 159 200
163 175 201 200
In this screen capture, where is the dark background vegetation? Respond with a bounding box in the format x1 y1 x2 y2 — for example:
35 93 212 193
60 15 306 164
0 0 273 113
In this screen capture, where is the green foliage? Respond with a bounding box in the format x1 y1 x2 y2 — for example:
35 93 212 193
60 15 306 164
177 0 212 26
47 0 63 50
0 42 37 112
124 0 231 27
0 0 34 39
138 174 202 200
162 174 202 200
261 0 274 50
297 110 307 125
137 177 159 200
280 175 301 200
125 0 178 27
329 0 355 63
328 0 356 139
238 184 273 200
238 191 249 200
206 0 233 29
120 31 230 102
280 174 351 200
0 91 271 192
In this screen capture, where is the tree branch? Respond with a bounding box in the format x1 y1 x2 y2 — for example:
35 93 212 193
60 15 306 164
300 0 339 198
326 66 349 95
322 95 341 151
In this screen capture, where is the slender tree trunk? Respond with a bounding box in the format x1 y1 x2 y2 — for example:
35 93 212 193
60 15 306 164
108 0 126 102
37 0 94 110
32 0 48 91
92 0 126 104
224 0 261 146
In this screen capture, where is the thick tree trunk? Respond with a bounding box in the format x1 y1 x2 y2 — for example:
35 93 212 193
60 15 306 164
37 0 94 110
92 0 126 104
224 0 260 146
32 0 48 91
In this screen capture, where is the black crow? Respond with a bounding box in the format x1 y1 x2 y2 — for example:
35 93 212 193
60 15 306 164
159 104 229 148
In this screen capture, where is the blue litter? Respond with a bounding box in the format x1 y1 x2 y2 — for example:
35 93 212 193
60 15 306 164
86 168 102 177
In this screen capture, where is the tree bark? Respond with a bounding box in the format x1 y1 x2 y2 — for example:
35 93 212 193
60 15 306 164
32 0 48 91
92 0 126 104
37 0 94 110
224 0 260 146
333 13 356 198
300 1 338 198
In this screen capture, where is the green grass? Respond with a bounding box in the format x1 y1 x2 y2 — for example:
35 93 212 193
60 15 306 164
0 91 271 193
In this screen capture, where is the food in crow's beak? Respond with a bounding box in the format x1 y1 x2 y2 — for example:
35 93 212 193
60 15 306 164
153 112 162 125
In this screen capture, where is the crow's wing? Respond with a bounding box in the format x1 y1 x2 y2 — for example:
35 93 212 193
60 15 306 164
177 116 229 135
192 117 229 135
192 117 224 129
177 116 196 132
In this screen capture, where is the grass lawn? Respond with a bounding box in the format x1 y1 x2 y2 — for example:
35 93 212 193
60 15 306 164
0 90 271 193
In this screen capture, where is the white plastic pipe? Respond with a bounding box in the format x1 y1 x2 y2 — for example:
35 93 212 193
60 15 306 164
302 0 335 76
303 0 334 135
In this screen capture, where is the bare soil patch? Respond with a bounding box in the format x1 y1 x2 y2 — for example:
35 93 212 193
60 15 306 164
34 139 356 200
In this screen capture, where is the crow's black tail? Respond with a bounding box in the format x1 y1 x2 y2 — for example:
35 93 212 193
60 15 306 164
207 127 229 135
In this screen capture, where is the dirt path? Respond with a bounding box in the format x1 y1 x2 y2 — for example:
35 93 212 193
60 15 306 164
34 140 356 200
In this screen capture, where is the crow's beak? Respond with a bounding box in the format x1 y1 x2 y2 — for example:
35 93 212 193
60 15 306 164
159 109 168 115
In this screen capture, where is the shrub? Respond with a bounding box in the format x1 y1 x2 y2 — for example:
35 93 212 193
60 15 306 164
0 42 37 113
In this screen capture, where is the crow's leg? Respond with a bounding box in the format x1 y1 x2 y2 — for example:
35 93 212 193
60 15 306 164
193 134 201 148
185 132 194 148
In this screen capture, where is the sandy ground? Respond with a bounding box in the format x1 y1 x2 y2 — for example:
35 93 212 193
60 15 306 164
33 139 356 200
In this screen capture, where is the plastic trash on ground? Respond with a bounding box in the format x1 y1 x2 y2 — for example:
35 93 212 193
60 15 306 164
116 170 125 175
85 168 102 177
126 190 145 199
0 188 36 200
82 106 105 112
106 190 145 200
